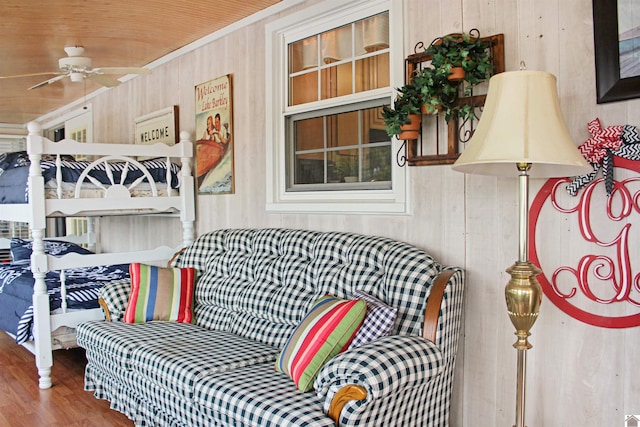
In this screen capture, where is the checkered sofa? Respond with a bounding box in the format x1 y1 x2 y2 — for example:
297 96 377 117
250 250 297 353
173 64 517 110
76 228 465 426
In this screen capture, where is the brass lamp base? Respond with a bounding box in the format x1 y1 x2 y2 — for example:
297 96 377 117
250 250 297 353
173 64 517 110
505 260 542 427
505 261 542 350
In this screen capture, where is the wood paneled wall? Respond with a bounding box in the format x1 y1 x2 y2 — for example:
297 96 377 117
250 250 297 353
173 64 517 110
44 0 640 425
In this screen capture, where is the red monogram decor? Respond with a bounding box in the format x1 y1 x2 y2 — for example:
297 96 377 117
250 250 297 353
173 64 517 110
530 156 640 328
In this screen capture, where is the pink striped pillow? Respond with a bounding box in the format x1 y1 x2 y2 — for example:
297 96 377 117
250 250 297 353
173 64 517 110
123 263 195 324
275 295 366 392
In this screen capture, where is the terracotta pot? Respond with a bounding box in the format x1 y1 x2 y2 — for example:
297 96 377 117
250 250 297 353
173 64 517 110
398 114 421 140
421 104 441 115
448 66 465 81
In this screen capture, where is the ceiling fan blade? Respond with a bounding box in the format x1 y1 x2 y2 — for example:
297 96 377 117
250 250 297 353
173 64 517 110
28 74 67 90
1 71 62 79
93 67 151 75
87 73 121 87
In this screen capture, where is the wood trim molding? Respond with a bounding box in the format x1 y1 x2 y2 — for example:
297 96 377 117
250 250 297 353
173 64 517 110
98 298 111 322
423 269 455 343
167 247 187 267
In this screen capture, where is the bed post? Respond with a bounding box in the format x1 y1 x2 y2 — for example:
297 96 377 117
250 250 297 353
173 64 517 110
179 131 195 246
86 217 96 252
27 121 54 389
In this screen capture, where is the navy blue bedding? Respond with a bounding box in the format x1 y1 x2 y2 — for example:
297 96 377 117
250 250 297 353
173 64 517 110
0 260 129 344
0 151 181 204
0 165 28 203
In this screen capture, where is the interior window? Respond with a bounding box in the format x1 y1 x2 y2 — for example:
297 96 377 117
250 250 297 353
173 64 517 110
286 13 391 190
265 0 407 214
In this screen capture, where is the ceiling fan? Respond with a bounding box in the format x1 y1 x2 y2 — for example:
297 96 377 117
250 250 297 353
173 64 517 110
0 46 151 90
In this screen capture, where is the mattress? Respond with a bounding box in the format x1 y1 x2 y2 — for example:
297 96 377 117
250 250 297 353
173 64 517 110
0 260 130 344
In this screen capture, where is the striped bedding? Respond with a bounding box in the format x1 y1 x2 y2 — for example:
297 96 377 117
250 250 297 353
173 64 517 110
0 151 181 204
0 260 129 344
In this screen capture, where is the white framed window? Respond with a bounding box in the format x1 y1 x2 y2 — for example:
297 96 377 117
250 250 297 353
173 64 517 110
265 0 408 214
42 105 93 144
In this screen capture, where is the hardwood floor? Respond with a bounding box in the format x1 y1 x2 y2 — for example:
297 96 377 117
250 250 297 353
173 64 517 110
0 332 133 426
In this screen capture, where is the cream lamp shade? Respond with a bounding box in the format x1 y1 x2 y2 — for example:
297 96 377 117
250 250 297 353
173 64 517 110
452 70 592 178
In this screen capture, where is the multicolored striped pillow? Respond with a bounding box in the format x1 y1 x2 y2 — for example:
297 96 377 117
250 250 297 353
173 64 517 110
123 263 196 324
275 295 366 392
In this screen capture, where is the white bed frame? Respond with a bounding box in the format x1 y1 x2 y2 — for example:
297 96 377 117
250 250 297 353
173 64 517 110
0 121 196 389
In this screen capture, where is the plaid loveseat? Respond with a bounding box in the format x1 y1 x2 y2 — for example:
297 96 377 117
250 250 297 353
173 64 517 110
76 228 465 426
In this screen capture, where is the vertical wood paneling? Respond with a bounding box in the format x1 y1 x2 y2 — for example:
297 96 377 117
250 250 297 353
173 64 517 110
45 0 640 425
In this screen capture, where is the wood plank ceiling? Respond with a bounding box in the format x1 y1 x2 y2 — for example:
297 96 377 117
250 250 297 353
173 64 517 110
0 0 280 126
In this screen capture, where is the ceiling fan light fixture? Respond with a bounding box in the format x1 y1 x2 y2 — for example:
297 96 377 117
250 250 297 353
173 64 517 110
59 56 92 72
64 46 86 57
70 72 85 83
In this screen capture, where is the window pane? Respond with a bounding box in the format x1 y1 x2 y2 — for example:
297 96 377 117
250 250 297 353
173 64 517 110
295 117 324 151
290 36 318 73
356 13 389 54
295 153 325 184
290 72 318 105
290 104 390 189
334 149 359 182
321 25 351 64
355 53 389 92
321 62 352 100
288 13 389 106
327 110 358 148
362 106 389 144
362 145 391 182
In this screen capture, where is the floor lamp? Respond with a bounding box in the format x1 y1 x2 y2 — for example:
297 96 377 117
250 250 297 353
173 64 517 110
452 69 592 427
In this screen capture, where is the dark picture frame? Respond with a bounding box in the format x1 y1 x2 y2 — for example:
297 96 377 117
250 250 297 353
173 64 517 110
593 0 640 103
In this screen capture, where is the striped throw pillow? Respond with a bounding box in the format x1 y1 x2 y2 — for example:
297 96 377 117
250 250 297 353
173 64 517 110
275 295 366 392
123 263 196 324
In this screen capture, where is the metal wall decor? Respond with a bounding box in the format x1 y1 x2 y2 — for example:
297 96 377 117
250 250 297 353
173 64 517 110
396 32 504 167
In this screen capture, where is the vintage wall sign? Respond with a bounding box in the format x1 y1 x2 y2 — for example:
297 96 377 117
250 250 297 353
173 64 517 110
134 106 178 146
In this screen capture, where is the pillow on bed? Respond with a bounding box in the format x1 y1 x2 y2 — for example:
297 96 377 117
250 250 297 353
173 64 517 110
123 263 196 324
275 295 366 392
9 238 94 263
0 151 29 175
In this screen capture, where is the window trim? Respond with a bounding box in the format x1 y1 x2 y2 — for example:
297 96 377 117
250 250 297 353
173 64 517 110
265 0 408 214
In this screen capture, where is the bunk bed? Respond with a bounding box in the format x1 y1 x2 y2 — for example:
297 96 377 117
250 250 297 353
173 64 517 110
0 121 196 389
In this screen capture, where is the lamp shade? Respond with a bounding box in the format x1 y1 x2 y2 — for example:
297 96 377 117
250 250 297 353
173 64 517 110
452 70 592 178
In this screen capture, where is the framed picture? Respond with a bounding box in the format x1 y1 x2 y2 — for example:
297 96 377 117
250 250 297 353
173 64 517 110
593 0 640 103
195 75 234 194
134 106 178 145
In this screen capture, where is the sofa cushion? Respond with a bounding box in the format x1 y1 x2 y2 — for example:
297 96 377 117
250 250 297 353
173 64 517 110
129 330 280 398
348 290 398 349
194 363 335 427
275 295 367 392
124 263 196 324
77 320 208 372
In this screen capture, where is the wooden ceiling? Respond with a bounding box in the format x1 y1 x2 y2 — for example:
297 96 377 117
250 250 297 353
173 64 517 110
0 0 281 126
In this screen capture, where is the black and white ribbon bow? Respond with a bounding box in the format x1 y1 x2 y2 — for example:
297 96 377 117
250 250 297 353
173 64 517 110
566 118 640 196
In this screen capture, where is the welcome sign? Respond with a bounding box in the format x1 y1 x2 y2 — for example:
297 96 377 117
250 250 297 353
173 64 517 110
134 106 178 146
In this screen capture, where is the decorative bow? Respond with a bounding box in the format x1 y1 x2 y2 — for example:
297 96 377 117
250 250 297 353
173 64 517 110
579 118 623 163
566 118 640 196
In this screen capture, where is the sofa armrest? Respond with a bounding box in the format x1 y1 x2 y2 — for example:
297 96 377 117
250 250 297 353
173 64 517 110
97 278 131 322
315 334 443 420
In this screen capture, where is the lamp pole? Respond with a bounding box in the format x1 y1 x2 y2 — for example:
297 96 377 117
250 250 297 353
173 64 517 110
505 162 542 427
